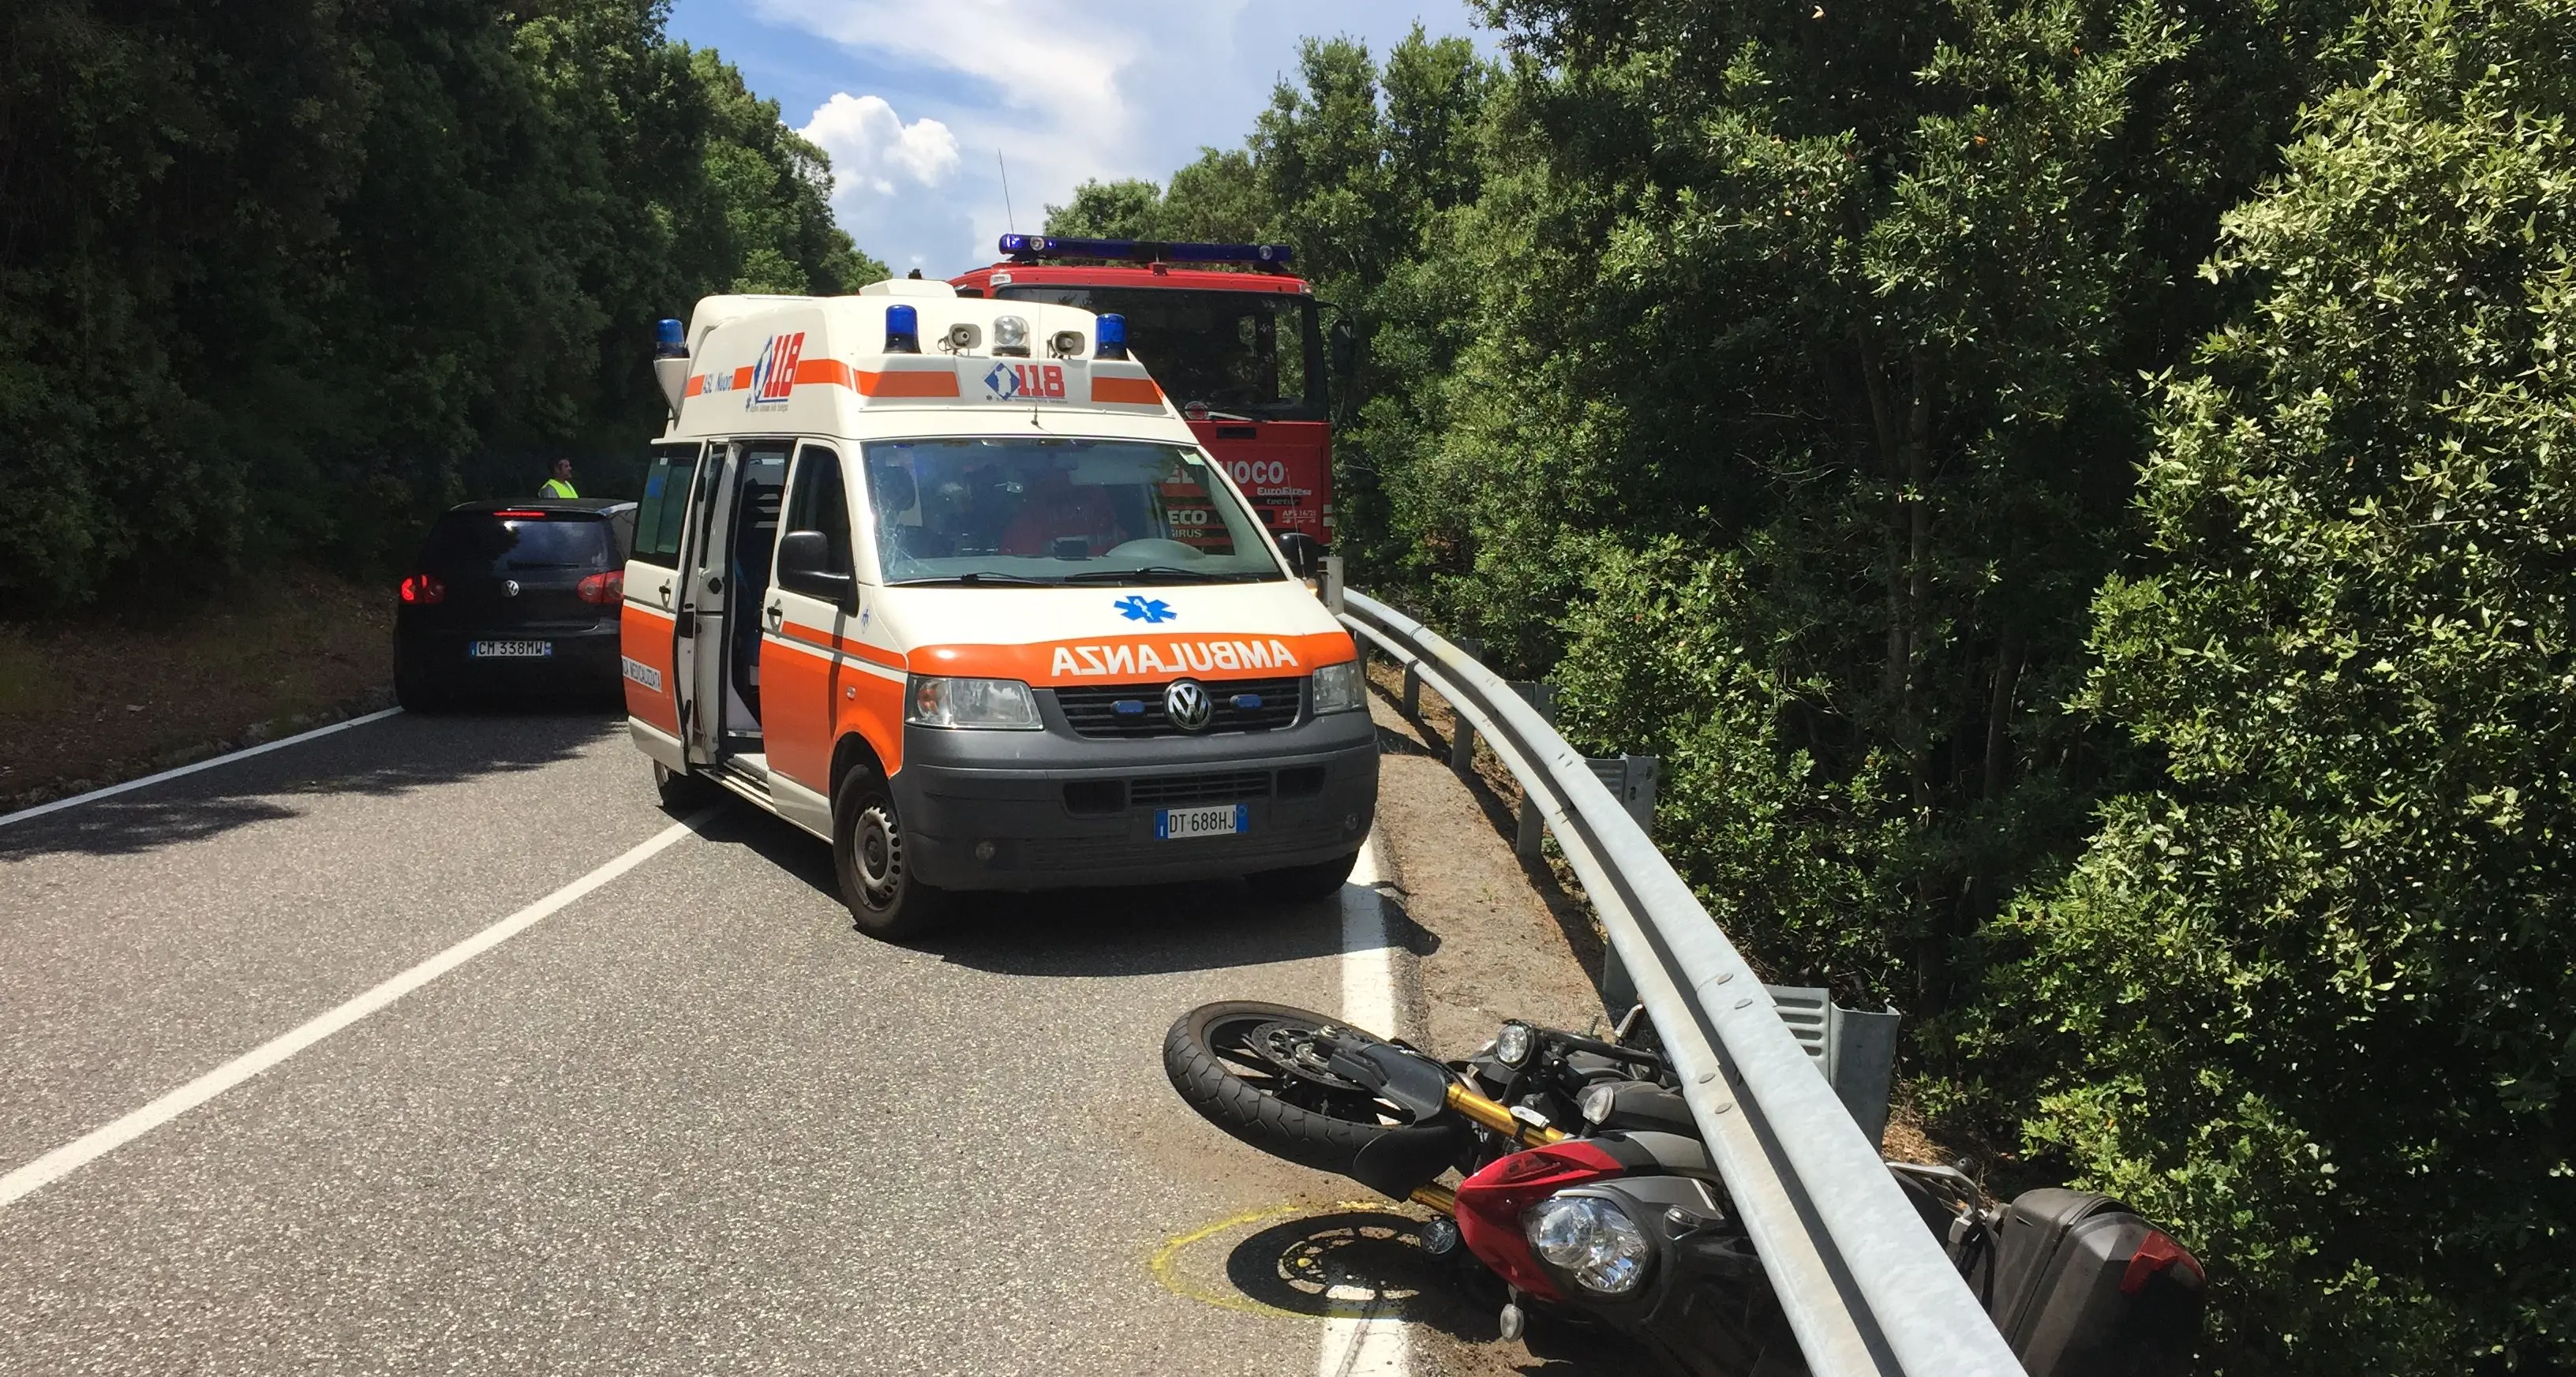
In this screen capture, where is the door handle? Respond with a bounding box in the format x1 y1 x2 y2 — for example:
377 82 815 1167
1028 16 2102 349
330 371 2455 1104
657 581 673 606
766 604 784 630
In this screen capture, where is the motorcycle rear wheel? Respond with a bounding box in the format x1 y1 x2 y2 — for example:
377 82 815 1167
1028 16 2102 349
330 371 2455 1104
1163 1001 1423 1176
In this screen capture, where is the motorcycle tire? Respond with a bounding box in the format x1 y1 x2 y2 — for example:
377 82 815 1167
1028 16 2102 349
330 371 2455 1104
1163 1001 1414 1177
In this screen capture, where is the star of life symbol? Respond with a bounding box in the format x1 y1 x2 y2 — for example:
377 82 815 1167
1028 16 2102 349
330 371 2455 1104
1114 595 1176 623
983 362 1020 400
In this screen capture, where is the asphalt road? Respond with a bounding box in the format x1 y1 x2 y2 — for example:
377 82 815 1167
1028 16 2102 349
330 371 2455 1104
0 709 1411 1375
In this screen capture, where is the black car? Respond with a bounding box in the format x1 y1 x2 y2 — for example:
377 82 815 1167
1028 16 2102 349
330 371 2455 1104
394 499 636 711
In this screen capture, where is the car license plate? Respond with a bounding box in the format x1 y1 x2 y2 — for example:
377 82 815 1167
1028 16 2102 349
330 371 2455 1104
1157 803 1248 840
470 640 552 659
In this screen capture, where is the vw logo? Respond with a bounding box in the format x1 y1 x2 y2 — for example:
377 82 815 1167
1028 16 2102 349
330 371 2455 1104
1164 679 1213 732
502 579 521 597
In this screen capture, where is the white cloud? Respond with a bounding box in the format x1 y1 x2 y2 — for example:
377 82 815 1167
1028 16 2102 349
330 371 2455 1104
732 0 1490 271
799 93 960 200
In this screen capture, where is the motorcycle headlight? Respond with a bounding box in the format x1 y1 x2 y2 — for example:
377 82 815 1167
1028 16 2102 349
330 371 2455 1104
1311 660 1365 714
907 675 1041 730
1494 1020 1537 1067
1524 1193 1653 1295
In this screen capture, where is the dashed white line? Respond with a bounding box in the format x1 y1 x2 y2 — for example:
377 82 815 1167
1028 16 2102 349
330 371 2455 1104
0 813 708 1210
1322 834 1414 1376
0 707 406 830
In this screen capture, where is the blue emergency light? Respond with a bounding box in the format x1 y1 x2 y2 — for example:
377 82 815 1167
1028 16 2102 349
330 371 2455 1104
1095 313 1128 360
998 234 1294 267
885 303 920 354
654 317 687 358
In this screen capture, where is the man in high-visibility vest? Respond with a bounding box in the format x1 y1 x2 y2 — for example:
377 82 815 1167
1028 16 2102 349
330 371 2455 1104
539 458 578 499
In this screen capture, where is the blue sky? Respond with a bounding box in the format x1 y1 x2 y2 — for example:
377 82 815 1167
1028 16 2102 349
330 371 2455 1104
664 0 1492 278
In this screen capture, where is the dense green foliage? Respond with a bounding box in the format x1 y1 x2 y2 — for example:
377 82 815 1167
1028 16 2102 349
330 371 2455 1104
1987 2 2576 1364
0 0 878 605
1082 4 2574 1369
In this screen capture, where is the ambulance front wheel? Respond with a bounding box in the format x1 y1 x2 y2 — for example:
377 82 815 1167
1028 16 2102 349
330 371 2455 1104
1251 848 1361 903
833 769 951 941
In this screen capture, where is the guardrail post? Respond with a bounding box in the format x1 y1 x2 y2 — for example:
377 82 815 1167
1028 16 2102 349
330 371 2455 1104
1320 555 1345 616
1507 682 1556 859
1447 637 1485 772
1402 664 1421 717
1585 754 1659 1011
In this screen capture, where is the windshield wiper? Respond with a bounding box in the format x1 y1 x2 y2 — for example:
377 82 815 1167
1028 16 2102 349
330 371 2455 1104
890 571 1050 586
1058 566 1271 584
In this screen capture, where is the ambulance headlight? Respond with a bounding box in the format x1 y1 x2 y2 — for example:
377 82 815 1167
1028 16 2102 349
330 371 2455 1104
993 314 1032 357
1311 660 1365 716
907 676 1042 730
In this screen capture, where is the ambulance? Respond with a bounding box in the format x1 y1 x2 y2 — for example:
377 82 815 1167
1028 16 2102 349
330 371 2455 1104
620 281 1378 939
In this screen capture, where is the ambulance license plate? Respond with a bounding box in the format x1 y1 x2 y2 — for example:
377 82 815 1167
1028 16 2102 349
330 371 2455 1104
1157 803 1247 840
470 640 552 659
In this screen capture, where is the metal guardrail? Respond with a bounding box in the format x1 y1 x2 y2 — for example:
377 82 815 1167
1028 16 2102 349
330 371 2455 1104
1336 589 2026 1377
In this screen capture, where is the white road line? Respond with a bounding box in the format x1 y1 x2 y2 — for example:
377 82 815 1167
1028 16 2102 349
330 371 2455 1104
0 814 707 1211
1321 834 1413 1376
0 707 406 831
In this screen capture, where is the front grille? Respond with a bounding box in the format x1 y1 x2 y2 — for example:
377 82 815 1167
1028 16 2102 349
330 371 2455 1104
1053 676 1303 739
1130 771 1272 809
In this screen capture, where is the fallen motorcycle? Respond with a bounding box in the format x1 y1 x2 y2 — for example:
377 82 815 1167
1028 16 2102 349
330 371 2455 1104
1164 1001 2205 1377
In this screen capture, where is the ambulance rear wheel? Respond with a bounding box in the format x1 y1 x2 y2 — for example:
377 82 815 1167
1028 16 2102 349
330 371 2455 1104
833 769 949 941
653 761 713 813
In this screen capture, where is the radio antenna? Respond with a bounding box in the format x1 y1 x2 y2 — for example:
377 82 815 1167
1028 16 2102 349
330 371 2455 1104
998 152 1017 232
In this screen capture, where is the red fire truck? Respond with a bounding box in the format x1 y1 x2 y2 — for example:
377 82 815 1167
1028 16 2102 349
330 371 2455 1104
952 235 1346 564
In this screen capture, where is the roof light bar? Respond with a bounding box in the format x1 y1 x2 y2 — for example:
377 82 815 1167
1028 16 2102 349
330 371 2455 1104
998 234 1294 267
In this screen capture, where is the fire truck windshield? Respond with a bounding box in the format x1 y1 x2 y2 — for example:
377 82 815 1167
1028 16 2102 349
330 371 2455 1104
991 286 1324 421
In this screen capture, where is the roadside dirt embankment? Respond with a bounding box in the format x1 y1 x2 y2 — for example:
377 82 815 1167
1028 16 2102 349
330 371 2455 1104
0 569 394 814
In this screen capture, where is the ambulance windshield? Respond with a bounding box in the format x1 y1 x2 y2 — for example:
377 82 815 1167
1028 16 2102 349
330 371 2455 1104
863 438 1286 586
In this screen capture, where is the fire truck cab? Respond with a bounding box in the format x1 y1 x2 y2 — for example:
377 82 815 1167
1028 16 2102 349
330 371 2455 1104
952 235 1342 567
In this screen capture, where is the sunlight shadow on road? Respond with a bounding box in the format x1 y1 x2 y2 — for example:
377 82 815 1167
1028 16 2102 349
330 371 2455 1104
692 798 1440 979
0 709 623 862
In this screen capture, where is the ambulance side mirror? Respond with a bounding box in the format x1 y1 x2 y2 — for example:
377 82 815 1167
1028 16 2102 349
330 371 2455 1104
777 531 853 608
1276 531 1326 578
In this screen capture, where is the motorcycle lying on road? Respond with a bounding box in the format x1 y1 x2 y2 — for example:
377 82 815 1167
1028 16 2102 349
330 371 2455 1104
1164 1002 2206 1377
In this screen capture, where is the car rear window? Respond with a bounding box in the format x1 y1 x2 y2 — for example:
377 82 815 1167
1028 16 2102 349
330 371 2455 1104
420 514 617 573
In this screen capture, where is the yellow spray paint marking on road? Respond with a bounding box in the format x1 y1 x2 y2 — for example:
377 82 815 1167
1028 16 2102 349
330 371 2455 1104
1149 1199 1424 1320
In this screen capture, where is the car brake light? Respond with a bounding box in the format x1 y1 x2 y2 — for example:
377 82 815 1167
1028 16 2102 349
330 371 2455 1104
399 574 447 604
493 509 549 519
1451 1139 1628 1301
576 571 623 604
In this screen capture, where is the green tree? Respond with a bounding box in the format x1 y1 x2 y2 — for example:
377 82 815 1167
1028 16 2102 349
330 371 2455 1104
1411 0 2357 1031
1990 2 2576 1367
0 0 878 604
1044 177 1164 239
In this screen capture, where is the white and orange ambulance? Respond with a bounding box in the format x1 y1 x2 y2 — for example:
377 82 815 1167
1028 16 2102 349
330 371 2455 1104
620 282 1377 937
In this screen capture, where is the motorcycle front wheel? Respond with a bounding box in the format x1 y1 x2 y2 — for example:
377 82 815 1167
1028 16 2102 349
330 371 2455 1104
1163 1001 1425 1176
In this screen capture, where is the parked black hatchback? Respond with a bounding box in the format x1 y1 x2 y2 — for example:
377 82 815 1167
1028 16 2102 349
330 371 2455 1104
394 500 635 711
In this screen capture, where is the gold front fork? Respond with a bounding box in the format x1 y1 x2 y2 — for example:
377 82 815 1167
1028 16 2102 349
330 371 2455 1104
1406 1083 1567 1215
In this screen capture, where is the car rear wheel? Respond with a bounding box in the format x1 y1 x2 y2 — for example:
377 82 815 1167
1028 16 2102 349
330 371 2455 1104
832 768 950 941
395 657 451 714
